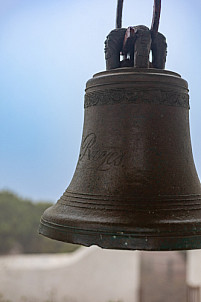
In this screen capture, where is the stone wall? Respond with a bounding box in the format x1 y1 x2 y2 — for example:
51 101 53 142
0 247 140 302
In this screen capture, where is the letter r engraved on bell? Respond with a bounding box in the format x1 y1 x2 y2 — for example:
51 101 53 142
79 133 97 161
78 133 125 172
39 0 201 251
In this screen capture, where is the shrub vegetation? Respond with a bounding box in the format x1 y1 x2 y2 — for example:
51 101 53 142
0 191 79 254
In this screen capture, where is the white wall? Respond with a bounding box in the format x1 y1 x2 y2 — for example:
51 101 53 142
187 250 201 287
0 247 140 302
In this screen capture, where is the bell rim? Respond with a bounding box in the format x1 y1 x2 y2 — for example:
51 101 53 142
39 216 201 251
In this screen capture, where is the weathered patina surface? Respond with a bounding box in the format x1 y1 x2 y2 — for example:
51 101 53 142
39 68 201 251
39 0 201 251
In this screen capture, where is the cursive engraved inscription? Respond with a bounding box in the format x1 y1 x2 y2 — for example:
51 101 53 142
79 133 97 161
79 133 125 171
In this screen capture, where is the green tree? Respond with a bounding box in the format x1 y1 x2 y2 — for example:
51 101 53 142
0 191 79 254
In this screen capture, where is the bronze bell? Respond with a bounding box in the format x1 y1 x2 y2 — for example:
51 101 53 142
39 0 201 251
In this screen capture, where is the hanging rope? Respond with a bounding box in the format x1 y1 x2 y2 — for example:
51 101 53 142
116 0 124 29
116 0 161 32
151 0 161 33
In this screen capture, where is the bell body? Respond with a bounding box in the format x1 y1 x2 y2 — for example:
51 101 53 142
39 68 201 251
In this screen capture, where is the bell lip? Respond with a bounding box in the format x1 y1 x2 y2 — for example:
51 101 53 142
39 217 201 251
93 68 181 79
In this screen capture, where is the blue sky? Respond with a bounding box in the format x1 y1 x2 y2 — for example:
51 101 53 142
1 0 201 201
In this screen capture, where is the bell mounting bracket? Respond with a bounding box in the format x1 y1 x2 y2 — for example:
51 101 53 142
104 0 167 70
